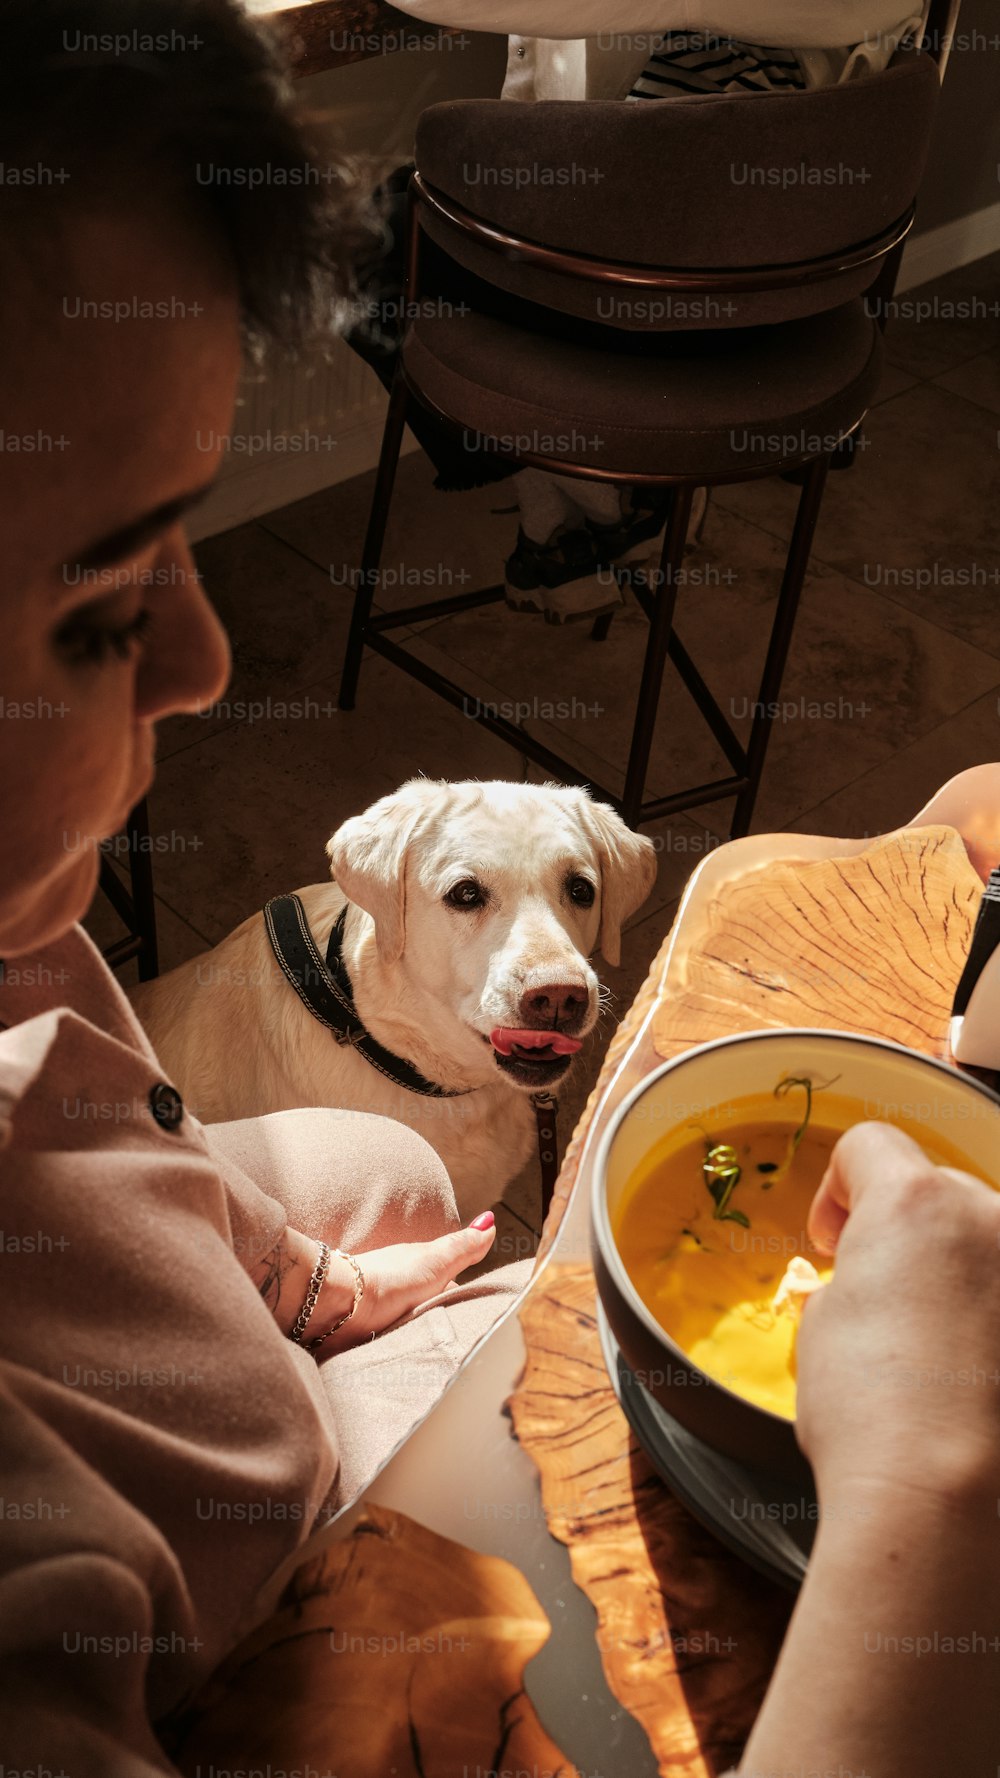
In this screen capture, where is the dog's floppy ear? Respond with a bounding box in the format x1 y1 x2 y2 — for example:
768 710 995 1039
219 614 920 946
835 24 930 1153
574 792 658 968
326 780 440 965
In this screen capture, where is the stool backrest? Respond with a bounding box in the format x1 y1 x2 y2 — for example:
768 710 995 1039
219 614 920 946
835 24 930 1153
413 50 941 330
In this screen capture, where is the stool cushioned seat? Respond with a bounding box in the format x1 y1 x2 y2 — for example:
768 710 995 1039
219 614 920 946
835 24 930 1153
402 299 882 480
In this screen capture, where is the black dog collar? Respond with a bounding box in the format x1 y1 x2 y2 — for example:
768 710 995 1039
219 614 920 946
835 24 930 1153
263 894 470 1100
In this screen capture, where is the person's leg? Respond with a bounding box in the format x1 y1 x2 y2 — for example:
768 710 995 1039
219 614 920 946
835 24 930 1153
503 469 627 623
206 1109 533 1507
206 1104 461 1249
504 473 707 625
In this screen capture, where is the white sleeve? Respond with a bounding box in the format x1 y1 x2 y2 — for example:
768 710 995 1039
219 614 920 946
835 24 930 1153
386 0 924 51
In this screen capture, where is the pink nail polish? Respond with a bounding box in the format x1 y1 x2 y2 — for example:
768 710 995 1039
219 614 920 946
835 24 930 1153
469 1211 495 1231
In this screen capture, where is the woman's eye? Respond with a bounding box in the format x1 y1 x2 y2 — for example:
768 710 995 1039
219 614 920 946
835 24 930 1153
445 879 487 910
568 874 596 907
54 606 151 666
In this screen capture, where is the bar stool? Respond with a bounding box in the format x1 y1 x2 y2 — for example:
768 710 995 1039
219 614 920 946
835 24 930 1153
338 48 941 833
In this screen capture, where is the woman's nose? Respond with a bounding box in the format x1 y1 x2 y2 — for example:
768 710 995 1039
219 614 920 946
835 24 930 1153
133 529 231 721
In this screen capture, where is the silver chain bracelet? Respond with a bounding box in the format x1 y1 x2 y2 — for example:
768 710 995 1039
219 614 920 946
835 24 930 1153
308 1249 365 1353
289 1241 332 1346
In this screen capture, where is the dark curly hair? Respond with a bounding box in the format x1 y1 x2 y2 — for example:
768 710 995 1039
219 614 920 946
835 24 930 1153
0 0 381 348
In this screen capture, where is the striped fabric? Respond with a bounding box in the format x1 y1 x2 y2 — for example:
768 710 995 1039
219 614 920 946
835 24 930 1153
628 31 807 98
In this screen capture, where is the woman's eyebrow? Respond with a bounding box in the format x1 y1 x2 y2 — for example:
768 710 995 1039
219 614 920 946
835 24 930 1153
60 481 217 577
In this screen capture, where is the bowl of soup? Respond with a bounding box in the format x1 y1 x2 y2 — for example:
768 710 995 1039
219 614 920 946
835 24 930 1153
591 1029 1000 1482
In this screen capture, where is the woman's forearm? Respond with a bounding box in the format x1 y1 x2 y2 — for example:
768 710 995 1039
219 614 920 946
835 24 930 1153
250 1228 355 1339
741 1475 1000 1777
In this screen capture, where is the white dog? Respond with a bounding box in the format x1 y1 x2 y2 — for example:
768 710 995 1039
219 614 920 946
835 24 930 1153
130 779 656 1216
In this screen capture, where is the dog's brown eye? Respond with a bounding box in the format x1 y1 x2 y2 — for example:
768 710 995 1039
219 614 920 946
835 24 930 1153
567 875 596 907
445 879 486 910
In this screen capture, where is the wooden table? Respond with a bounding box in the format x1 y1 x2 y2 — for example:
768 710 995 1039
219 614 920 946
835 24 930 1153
246 0 474 79
178 768 1000 1777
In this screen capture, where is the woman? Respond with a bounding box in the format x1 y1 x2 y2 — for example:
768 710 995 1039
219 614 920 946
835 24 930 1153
0 4 531 1768
2 5 998 1777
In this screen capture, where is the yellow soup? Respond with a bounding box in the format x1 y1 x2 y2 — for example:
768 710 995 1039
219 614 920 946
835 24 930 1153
613 1091 986 1421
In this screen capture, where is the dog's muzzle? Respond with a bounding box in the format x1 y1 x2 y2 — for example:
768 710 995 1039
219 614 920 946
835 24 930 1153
488 1024 583 1089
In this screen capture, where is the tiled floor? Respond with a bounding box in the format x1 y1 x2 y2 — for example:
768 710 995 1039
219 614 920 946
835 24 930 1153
86 251 1000 1260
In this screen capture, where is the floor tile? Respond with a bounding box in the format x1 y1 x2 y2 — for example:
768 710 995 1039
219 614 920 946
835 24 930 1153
261 450 518 622
933 347 1000 418
409 499 1000 839
870 359 920 404
787 687 1000 844
144 655 527 942
462 1203 539 1282
882 253 1000 380
156 524 355 761
399 544 738 808
716 382 1000 656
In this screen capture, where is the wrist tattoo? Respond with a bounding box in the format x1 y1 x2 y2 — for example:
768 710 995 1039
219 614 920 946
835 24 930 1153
256 1237 298 1311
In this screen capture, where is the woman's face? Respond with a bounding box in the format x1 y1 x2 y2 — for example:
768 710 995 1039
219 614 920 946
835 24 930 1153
0 190 241 957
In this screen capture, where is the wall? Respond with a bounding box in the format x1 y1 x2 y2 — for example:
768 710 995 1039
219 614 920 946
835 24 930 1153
896 0 1000 286
914 0 1000 233
189 32 506 540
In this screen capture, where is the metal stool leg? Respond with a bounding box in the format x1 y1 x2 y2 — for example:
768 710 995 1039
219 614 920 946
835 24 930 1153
729 452 831 840
338 373 411 711
100 796 159 980
590 485 677 641
127 797 159 980
620 486 694 828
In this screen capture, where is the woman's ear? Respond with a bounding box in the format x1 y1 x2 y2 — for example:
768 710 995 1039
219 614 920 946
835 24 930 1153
573 792 658 967
326 779 440 964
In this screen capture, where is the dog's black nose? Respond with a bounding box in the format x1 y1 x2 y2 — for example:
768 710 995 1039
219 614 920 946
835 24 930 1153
520 982 588 1026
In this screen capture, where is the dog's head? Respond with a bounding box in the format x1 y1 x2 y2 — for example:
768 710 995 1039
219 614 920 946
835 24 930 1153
327 779 657 1091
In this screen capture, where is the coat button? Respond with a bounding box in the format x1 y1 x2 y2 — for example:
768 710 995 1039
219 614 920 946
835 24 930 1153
516 43 526 55
149 1083 184 1130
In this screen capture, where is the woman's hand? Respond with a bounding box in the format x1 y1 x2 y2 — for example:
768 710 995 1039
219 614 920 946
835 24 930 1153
797 1120 1000 1509
741 1121 1000 1778
309 1212 497 1354
250 1212 497 1351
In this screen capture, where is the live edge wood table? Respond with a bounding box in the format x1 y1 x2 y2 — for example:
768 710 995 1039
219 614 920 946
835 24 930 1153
173 785 1000 1778
246 0 472 78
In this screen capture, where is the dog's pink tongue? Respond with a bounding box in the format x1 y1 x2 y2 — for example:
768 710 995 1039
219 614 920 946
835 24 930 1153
490 1026 582 1056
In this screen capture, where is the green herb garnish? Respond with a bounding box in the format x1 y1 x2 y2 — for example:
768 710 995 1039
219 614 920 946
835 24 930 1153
702 1142 748 1225
764 1073 839 1184
697 1072 839 1223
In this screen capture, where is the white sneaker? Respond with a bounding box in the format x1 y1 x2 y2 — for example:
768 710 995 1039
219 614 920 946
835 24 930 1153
504 524 624 625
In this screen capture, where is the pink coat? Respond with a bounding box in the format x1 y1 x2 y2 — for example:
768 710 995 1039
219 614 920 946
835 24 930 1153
0 926 529 1773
